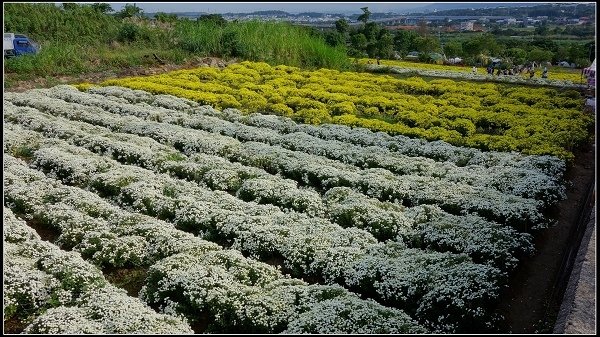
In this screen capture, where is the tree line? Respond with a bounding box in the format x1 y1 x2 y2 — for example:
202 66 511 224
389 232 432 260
320 7 594 67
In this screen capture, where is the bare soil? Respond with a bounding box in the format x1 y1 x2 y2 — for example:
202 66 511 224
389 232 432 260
103 267 149 298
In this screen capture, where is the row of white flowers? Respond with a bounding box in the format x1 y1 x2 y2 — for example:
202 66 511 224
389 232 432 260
88 85 568 179
4 118 530 273
3 207 194 334
40 85 565 206
3 137 503 332
4 90 545 228
366 64 586 89
3 154 425 334
3 104 326 217
324 187 534 272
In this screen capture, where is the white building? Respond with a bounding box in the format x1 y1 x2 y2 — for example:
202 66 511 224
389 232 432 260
460 21 474 31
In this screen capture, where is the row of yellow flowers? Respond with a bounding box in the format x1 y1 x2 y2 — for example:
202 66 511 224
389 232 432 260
356 58 585 83
95 61 593 160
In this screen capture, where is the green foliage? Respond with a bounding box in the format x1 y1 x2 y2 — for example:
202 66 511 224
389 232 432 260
116 3 143 19
4 43 87 76
91 3 113 14
3 3 120 44
154 12 178 23
175 20 350 70
394 30 418 56
4 3 351 83
358 7 371 24
335 19 349 35
197 14 227 26
528 48 554 63
443 41 463 58
415 36 441 54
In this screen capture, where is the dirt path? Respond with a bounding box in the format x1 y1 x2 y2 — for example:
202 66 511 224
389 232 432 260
495 137 596 333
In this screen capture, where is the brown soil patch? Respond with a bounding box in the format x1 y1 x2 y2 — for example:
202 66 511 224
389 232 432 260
103 266 149 298
3 316 29 334
26 218 60 243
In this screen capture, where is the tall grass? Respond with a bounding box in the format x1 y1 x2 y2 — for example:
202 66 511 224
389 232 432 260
4 41 191 76
4 43 88 76
4 3 351 84
3 3 120 44
175 20 351 70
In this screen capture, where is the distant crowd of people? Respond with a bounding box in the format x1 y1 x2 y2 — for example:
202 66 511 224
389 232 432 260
484 64 548 79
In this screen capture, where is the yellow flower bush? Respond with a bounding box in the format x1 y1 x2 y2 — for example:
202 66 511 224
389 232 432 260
98 61 592 160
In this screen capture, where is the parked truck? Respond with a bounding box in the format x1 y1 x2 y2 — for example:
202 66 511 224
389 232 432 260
4 33 40 58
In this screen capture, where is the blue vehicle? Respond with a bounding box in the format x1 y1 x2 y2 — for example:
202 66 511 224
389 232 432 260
4 33 40 58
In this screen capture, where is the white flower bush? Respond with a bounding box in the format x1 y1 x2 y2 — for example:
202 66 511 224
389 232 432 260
6 89 547 227
3 84 569 332
324 186 534 272
4 208 192 334
24 285 194 334
284 296 427 334
30 85 568 178
4 154 426 334
141 253 424 333
6 86 567 207
3 139 501 332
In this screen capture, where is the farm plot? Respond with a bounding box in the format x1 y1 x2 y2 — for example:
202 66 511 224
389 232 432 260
3 84 578 333
95 61 594 161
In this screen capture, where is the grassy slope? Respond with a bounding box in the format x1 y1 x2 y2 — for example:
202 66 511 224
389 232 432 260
3 3 350 88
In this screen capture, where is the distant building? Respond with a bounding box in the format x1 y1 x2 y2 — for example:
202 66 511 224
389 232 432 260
506 18 517 25
385 25 419 31
473 23 485 32
460 21 474 31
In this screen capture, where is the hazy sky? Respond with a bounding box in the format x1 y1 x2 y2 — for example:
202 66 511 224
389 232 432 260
77 2 433 14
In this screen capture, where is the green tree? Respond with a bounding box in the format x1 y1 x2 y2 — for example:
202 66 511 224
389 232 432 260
363 22 380 40
197 14 227 26
534 23 548 35
335 19 349 35
443 40 463 57
415 36 440 54
358 7 371 24
155 12 178 23
504 47 527 65
567 43 586 63
91 3 113 14
351 33 368 51
62 3 79 11
376 31 394 59
528 47 554 63
393 30 418 56
117 3 143 19
462 33 500 57
324 31 345 47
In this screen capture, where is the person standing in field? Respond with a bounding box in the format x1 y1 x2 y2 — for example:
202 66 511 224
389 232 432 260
542 66 548 79
472 66 477 74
